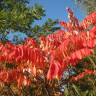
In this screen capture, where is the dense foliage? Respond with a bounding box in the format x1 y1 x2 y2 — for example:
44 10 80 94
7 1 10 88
0 0 60 42
0 7 96 95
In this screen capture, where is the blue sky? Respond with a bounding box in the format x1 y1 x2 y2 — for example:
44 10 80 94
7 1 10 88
7 0 87 42
30 0 86 24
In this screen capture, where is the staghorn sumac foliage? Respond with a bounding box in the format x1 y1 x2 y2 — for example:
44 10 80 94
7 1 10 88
0 8 96 95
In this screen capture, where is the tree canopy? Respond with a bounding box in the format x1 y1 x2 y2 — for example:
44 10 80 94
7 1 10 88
0 0 60 42
75 0 96 13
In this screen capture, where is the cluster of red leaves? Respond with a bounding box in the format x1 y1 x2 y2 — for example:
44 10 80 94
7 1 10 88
0 42 45 68
0 69 30 88
47 8 96 80
0 41 45 87
0 8 96 87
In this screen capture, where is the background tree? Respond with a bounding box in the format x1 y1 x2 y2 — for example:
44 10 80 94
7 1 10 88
0 0 60 42
75 0 96 13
